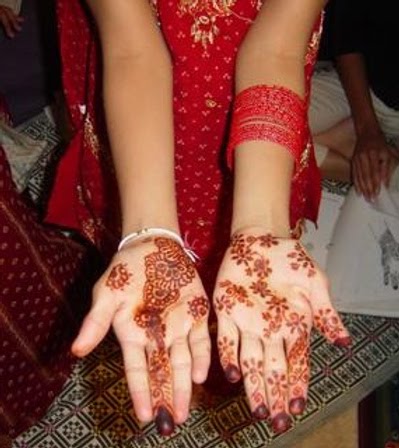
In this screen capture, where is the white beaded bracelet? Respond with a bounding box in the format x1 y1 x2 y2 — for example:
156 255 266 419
117 227 199 263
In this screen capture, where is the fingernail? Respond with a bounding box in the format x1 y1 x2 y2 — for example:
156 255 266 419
289 397 306 415
225 364 241 383
272 413 292 434
252 404 269 420
334 336 352 347
155 406 175 436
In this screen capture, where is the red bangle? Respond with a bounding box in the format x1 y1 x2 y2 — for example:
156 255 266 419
226 84 307 168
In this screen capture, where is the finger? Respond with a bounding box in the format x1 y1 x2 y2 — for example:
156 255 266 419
147 345 175 436
189 319 211 384
264 337 292 434
286 330 311 416
379 153 390 188
368 150 382 197
171 337 192 424
351 163 361 195
240 332 269 419
217 315 241 383
121 341 152 423
71 291 116 357
0 13 15 38
358 154 374 199
310 274 351 347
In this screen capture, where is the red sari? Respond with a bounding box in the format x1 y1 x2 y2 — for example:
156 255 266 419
47 0 322 291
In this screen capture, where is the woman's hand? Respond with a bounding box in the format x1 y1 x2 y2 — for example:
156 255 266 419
72 237 211 435
214 229 350 433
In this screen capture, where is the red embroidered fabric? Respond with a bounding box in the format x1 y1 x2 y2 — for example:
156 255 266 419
0 147 96 437
226 85 307 168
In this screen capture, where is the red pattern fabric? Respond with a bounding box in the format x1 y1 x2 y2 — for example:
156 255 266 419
47 0 322 288
0 147 96 438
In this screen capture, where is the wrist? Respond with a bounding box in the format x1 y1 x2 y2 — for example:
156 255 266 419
231 220 291 239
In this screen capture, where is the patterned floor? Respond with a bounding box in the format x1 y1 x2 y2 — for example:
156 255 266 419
11 114 399 447
13 315 399 447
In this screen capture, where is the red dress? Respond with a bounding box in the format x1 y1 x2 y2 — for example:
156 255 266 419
47 0 322 291
0 143 97 438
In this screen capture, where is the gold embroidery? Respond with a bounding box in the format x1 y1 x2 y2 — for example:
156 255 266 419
305 14 324 68
178 0 260 47
83 113 100 159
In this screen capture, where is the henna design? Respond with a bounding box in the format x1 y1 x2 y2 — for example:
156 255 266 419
131 238 196 433
250 279 271 298
217 336 240 382
148 348 174 435
188 295 209 322
286 312 308 336
287 334 309 393
242 358 267 416
215 280 253 314
106 263 132 291
266 370 288 414
313 308 347 344
258 234 280 248
262 295 289 338
287 242 316 277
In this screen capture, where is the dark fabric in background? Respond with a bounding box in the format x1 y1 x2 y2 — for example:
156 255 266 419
0 0 60 124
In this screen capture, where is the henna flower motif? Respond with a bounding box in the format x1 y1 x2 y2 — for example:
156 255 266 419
216 280 253 313
314 308 343 342
143 281 179 309
145 254 195 289
218 336 236 370
106 263 132 291
258 234 280 248
266 371 288 412
253 256 272 279
188 295 209 322
286 312 308 335
266 295 289 314
287 243 316 277
230 234 254 266
242 358 263 381
250 279 271 298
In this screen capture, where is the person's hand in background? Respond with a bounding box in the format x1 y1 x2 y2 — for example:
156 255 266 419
352 129 399 201
0 5 23 38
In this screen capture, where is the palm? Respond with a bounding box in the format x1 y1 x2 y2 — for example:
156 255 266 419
73 237 211 435
214 231 350 433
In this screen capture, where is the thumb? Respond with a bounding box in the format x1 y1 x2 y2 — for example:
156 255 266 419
72 287 117 357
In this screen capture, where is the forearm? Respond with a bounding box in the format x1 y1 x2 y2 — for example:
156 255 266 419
336 53 381 136
231 0 324 236
87 0 179 237
103 55 179 236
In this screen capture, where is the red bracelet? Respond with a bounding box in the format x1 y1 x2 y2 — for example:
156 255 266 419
226 84 307 168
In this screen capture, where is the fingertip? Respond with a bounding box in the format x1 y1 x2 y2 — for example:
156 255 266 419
71 338 93 358
134 407 153 424
192 365 209 384
334 336 352 348
289 397 306 416
225 363 241 383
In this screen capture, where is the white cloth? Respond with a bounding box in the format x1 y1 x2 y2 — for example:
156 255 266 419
309 66 399 148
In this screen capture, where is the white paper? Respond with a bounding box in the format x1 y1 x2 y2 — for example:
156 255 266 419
326 187 399 317
301 190 345 270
